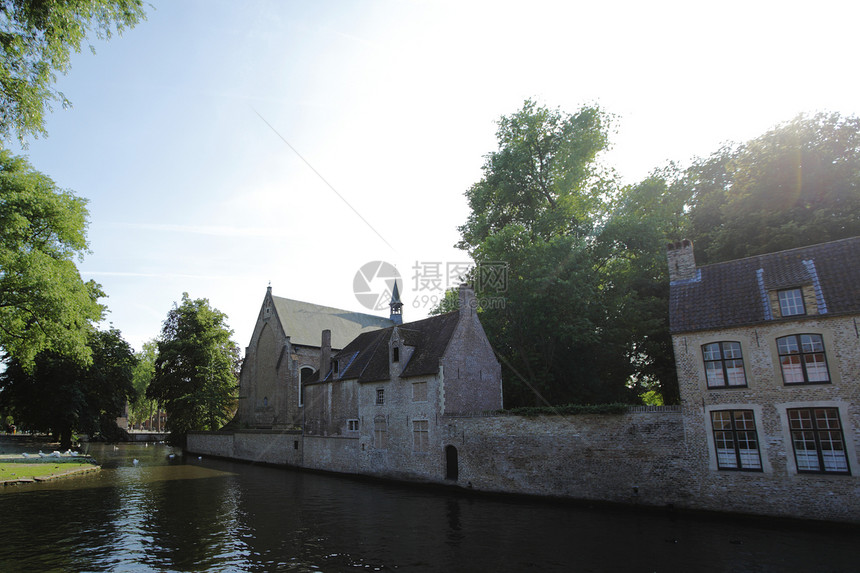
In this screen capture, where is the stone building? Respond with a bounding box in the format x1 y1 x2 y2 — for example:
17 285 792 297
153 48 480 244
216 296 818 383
302 283 503 480
668 237 860 521
236 286 394 429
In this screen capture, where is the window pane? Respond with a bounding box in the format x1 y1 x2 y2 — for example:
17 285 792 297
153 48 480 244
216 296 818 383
705 362 725 387
711 411 732 429
725 360 746 386
722 342 743 359
733 411 755 429
800 334 824 353
781 355 805 383
804 354 829 382
778 336 799 355
789 409 813 430
702 343 722 361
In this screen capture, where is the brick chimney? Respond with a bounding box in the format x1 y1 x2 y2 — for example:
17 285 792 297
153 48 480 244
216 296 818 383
667 240 697 282
319 329 331 380
458 283 476 316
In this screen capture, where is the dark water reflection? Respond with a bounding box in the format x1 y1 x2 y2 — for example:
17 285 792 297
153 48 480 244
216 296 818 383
0 440 857 572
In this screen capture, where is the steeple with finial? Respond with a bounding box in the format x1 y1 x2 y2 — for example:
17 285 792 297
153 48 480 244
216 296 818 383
389 280 403 324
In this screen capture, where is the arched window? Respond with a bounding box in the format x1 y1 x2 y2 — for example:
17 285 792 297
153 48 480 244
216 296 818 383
777 334 829 384
299 367 314 406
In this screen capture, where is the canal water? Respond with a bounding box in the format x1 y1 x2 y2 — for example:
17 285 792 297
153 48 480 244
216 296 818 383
0 441 856 572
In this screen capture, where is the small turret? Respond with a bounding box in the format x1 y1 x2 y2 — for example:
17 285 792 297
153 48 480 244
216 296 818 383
389 280 403 324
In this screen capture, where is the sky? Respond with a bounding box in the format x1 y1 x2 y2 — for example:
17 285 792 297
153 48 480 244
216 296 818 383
9 0 860 354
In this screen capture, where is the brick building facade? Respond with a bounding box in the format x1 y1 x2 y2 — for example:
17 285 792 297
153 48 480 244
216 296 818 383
669 237 860 521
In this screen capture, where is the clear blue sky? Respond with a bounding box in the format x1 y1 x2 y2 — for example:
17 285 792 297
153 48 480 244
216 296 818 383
10 0 860 353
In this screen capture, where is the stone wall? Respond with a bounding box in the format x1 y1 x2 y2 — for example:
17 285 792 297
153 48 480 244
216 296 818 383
303 435 359 473
187 430 303 466
189 404 860 523
440 411 691 507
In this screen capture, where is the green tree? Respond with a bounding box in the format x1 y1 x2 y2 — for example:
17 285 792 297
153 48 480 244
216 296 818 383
596 169 692 404
428 287 460 316
147 293 240 444
457 100 649 406
683 112 860 264
0 326 137 448
0 0 146 142
0 150 105 370
128 339 158 429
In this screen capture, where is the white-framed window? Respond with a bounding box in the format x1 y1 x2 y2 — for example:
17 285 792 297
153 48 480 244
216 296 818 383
376 388 385 405
777 334 830 384
347 419 359 432
710 410 762 471
778 288 805 316
412 420 429 452
412 381 428 402
702 342 747 388
788 408 849 474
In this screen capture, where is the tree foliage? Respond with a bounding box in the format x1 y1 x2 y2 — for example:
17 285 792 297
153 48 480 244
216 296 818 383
147 294 240 443
458 104 860 408
457 100 667 406
0 326 137 448
128 339 158 428
683 112 860 264
0 0 146 142
0 149 105 369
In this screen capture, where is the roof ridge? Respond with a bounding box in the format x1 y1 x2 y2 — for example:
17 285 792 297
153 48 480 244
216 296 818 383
696 236 860 270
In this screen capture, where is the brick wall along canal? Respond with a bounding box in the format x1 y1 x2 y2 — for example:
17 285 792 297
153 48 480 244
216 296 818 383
0 441 857 572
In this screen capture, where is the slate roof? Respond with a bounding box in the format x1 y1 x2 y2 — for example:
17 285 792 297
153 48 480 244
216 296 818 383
271 296 394 349
310 311 461 383
669 237 860 334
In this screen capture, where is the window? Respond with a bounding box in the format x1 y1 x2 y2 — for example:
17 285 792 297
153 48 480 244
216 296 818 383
778 288 805 316
777 334 830 384
347 419 359 432
412 381 428 402
299 367 314 407
710 410 762 471
374 417 388 449
702 342 747 388
393 346 400 362
788 408 849 474
413 420 429 452
376 388 385 405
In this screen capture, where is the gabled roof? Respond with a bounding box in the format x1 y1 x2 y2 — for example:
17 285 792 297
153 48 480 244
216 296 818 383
271 296 394 348
669 237 860 334
315 311 461 383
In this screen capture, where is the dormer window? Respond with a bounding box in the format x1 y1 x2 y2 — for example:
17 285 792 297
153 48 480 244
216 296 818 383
333 360 339 374
393 346 400 362
778 288 805 317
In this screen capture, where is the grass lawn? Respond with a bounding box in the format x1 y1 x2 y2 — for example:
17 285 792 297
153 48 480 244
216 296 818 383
0 462 98 482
